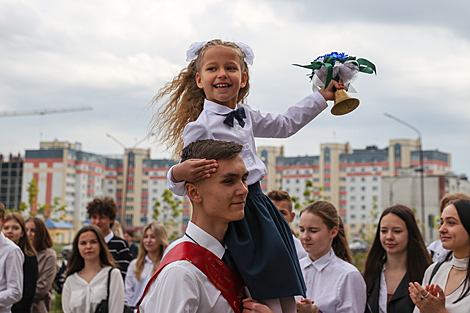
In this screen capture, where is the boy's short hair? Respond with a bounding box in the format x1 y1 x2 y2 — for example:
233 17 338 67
440 192 470 213
266 190 293 212
86 197 117 221
181 139 243 163
0 203 5 220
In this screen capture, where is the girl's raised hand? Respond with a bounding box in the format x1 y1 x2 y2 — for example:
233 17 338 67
171 159 218 183
318 79 345 101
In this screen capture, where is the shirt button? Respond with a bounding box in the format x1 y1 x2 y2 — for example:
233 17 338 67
238 126 242 130
244 144 249 148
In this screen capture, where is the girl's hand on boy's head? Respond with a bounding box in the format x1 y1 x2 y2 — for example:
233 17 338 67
318 79 345 102
171 159 218 183
296 297 315 313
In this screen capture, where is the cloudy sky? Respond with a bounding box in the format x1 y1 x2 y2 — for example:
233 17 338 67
2 0 470 176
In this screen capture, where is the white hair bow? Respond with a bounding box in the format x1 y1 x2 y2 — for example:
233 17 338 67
185 40 255 65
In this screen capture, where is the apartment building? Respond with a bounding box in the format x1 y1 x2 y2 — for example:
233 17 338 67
259 139 464 243
22 140 187 238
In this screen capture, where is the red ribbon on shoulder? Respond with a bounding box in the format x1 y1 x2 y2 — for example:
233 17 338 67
138 241 244 313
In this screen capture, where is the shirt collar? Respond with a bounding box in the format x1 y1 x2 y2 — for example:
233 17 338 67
185 221 225 259
305 248 335 272
145 255 153 264
104 230 114 243
203 99 240 114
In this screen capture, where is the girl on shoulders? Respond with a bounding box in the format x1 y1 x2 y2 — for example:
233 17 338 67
363 205 431 313
62 225 124 313
25 217 57 313
3 213 38 313
296 201 366 313
125 222 168 308
150 39 343 312
409 199 470 313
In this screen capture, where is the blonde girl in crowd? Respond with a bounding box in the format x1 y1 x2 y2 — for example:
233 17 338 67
3 213 38 313
125 222 169 308
25 217 57 313
409 198 470 313
296 201 366 313
363 205 431 313
151 39 343 312
62 225 124 313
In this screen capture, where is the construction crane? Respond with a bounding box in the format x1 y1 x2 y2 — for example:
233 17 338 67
0 106 93 118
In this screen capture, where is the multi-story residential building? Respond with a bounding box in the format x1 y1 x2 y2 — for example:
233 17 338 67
0 153 23 210
259 139 459 243
13 138 468 243
22 140 186 238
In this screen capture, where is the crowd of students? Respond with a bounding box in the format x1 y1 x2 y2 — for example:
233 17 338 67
1 188 470 313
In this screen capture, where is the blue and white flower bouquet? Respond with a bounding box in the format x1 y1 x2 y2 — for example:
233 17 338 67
294 52 376 92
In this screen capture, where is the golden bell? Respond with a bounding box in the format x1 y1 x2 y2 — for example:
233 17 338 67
331 89 360 115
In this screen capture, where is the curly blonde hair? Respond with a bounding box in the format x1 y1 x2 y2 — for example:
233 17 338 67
149 39 251 159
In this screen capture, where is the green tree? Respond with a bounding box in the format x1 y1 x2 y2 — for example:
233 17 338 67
153 189 184 231
12 178 67 221
361 197 381 244
292 180 324 210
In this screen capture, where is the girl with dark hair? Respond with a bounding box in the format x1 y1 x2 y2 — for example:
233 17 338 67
363 205 431 313
409 199 470 313
62 225 124 313
296 201 366 313
25 217 57 313
3 213 39 313
125 222 169 307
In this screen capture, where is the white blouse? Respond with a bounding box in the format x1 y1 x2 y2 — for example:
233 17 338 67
62 266 124 313
297 248 367 313
168 92 328 196
413 259 470 313
125 256 154 306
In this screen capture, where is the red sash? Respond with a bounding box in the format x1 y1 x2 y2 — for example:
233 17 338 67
138 241 243 313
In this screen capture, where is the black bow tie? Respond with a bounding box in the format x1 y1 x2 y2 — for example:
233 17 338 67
223 107 246 128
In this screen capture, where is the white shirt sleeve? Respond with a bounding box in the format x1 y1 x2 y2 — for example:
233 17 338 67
124 262 135 304
250 92 327 138
146 263 200 313
61 277 72 313
0 246 24 306
336 270 367 313
109 268 125 313
167 165 187 196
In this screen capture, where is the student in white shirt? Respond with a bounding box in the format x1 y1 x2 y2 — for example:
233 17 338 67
62 225 124 313
409 199 470 313
267 190 308 260
125 221 169 307
0 203 24 313
140 139 248 313
296 201 366 313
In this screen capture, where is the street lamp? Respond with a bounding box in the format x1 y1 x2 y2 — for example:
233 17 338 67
106 133 154 227
384 113 426 238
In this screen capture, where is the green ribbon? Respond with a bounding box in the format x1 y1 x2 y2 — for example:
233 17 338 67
293 55 376 88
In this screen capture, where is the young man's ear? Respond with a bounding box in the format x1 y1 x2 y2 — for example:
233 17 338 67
186 183 202 203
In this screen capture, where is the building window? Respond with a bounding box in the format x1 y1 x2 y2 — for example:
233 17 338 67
126 214 133 227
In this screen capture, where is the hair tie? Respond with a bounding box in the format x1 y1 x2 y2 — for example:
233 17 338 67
185 40 255 65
